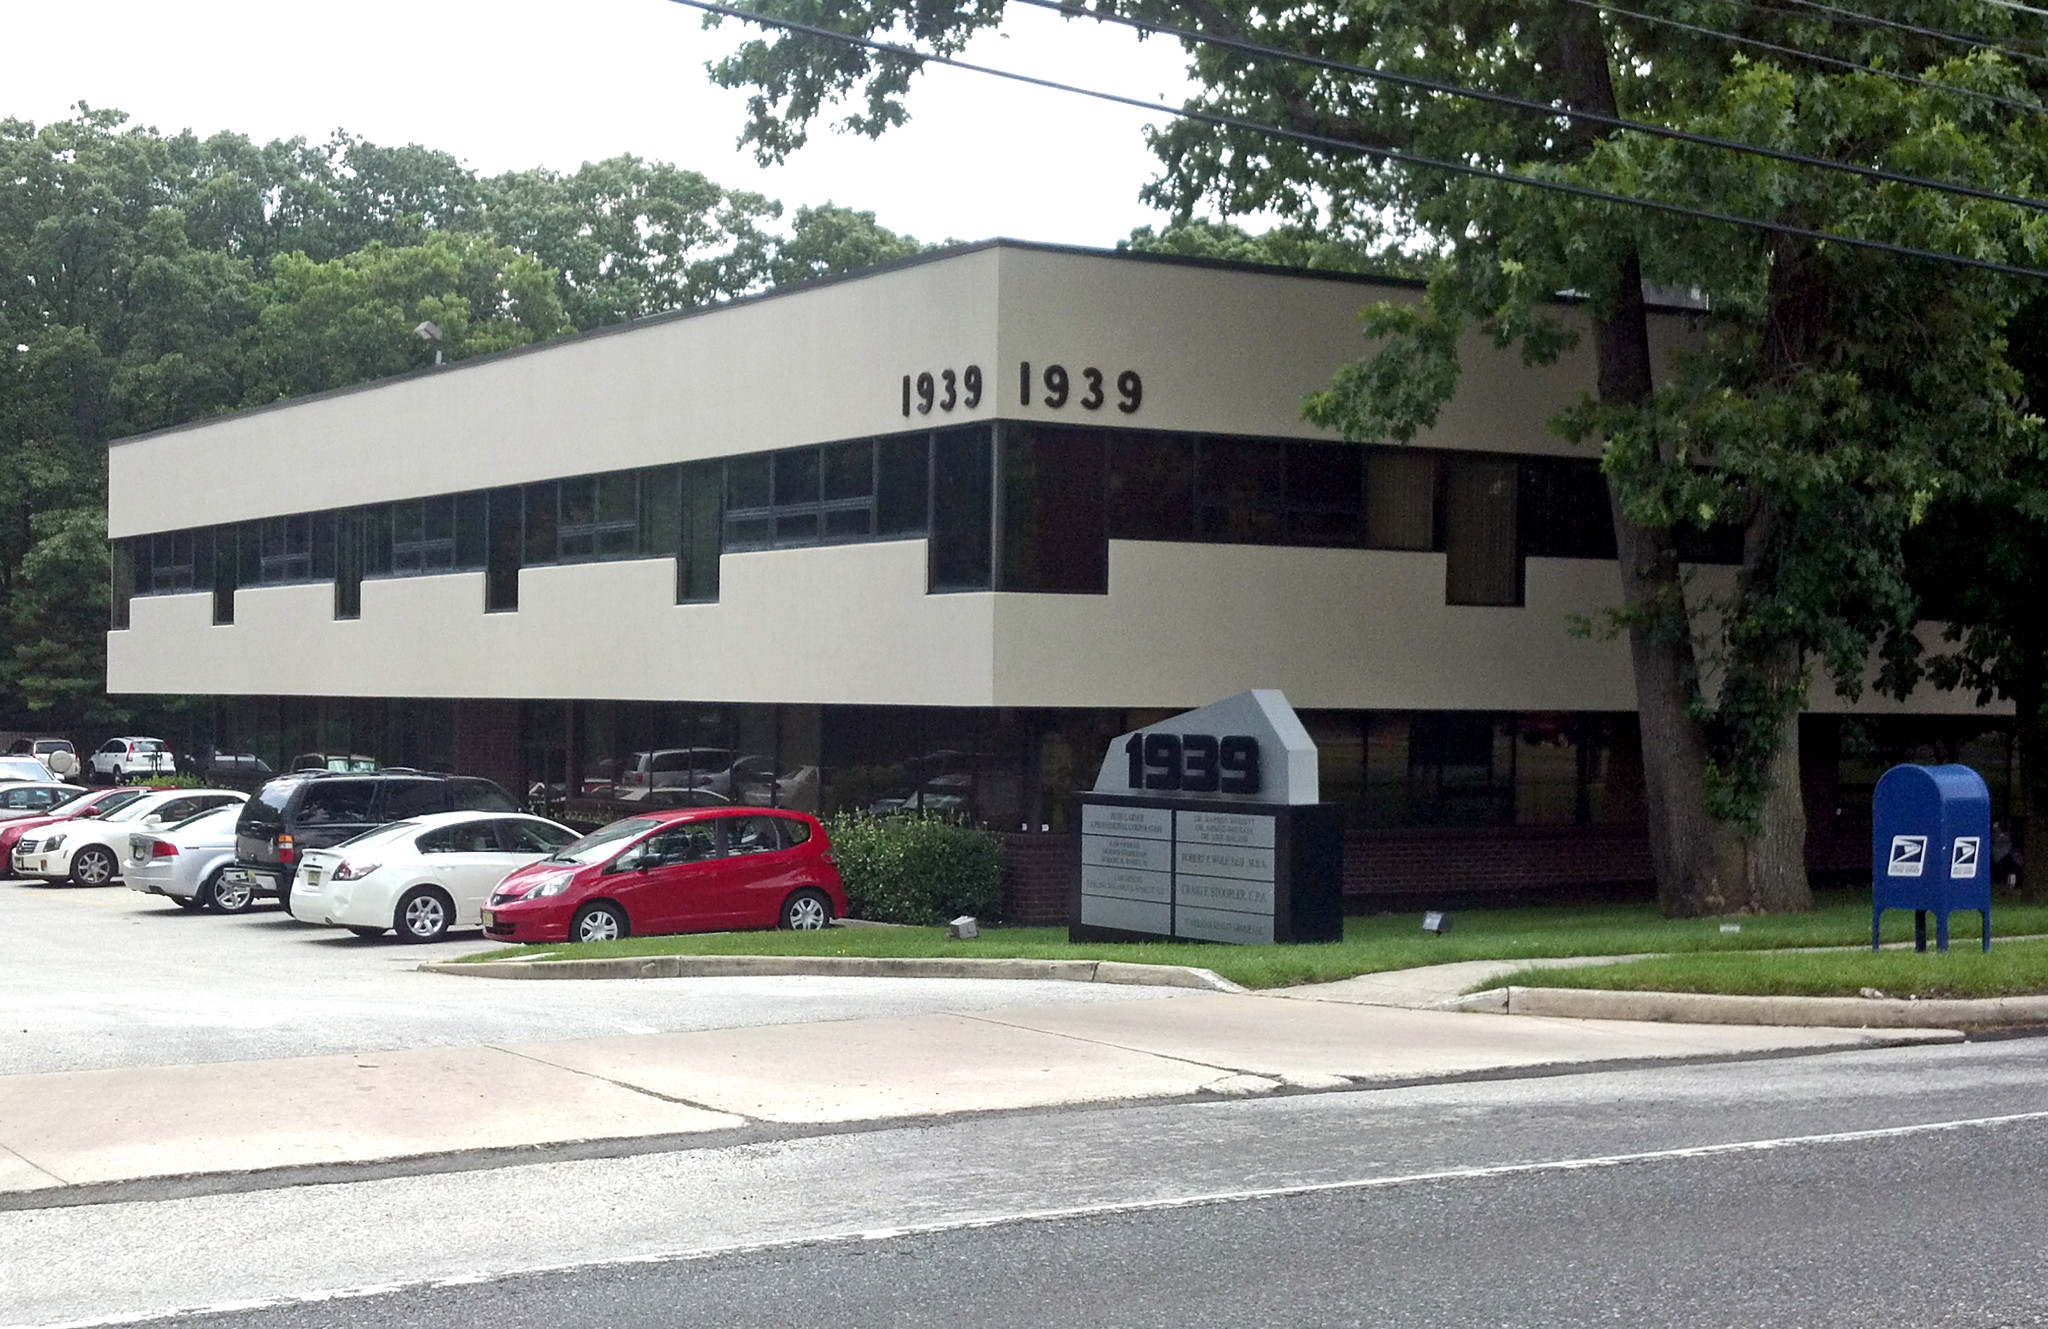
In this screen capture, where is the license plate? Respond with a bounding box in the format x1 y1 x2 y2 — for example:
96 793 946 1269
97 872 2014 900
480 909 494 926
306 867 321 885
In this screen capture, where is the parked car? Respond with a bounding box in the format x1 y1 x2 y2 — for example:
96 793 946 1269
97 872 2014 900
482 807 845 945
0 787 149 867
178 750 277 788
7 738 78 779
0 756 63 786
87 737 175 783
0 783 87 821
228 771 521 912
125 805 250 912
290 810 579 942
16 788 248 886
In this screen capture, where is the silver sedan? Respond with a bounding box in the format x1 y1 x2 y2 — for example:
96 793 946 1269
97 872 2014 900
125 805 253 912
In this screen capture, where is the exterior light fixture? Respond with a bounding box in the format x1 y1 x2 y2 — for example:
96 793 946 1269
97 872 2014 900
1422 911 1450 935
948 915 980 940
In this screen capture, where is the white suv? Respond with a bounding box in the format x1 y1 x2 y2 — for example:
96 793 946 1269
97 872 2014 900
88 737 175 782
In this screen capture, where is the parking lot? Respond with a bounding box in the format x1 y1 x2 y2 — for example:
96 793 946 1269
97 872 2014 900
0 878 1176 1076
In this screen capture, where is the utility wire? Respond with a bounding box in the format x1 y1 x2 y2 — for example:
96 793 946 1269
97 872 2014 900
672 0 2048 278
1568 0 2048 115
1010 0 2048 214
1766 0 2048 66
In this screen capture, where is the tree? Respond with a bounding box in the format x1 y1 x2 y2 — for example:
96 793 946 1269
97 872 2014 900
1121 219 1428 278
704 0 2047 915
1891 297 2048 901
770 203 929 287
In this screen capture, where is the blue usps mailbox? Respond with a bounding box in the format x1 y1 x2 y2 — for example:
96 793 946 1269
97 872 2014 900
1872 763 1991 954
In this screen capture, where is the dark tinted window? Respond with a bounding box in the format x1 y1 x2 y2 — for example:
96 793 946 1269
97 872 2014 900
999 424 1107 593
777 816 812 847
1365 450 1438 550
877 434 929 536
1520 458 1616 560
930 426 993 591
1107 432 1196 541
1197 438 1284 543
633 823 718 866
378 780 449 820
295 780 379 825
486 486 522 612
523 482 558 564
498 819 577 852
1444 457 1522 606
249 780 297 822
1285 442 1364 546
450 778 518 812
725 815 784 855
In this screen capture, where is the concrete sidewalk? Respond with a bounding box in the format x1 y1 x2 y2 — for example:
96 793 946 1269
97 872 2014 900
0 989 1953 1200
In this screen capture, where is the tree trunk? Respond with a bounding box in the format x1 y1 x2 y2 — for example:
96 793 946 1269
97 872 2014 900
2015 701 2048 904
1559 11 1810 915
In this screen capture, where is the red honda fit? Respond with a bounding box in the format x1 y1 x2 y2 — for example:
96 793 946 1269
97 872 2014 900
481 807 846 944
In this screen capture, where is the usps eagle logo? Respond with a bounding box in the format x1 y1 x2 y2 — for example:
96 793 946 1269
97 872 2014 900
1950 837 1981 880
1887 835 1927 878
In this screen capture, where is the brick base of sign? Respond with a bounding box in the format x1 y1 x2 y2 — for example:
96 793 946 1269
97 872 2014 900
995 815 1875 925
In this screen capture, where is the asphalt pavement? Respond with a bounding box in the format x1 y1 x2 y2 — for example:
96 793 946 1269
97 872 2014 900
0 880 1177 1074
6 1036 2045 1328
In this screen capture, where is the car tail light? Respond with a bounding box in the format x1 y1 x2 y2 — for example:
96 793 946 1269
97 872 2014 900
151 841 178 859
126 742 137 754
276 833 295 864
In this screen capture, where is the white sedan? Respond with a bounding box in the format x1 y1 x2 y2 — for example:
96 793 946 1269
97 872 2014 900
290 810 579 942
124 805 252 912
15 788 247 887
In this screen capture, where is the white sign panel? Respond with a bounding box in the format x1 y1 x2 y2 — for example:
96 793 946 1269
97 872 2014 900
1081 804 1172 841
1081 835 1173 874
1174 905 1276 945
1951 837 1981 879
1174 841 1276 883
1175 874 1275 914
1887 835 1927 878
1080 894 1172 935
1176 810 1276 849
1081 864 1173 904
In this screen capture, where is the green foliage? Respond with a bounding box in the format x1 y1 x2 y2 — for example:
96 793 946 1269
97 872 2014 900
823 812 1004 924
135 774 204 789
1121 220 1431 279
770 203 930 287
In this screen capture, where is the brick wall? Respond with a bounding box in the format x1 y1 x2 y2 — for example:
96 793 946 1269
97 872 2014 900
998 831 1077 925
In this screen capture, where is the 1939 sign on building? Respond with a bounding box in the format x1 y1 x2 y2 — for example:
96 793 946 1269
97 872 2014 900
1071 690 1344 945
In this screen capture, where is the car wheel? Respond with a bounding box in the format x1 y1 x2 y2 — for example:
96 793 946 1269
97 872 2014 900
347 926 385 940
276 880 294 915
780 888 833 931
203 869 254 914
571 902 628 944
70 846 117 887
395 887 453 944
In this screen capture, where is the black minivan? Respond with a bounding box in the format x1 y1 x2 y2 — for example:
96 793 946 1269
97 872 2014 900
229 771 519 911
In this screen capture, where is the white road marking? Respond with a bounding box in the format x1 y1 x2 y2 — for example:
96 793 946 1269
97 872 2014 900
16 1107 2048 1329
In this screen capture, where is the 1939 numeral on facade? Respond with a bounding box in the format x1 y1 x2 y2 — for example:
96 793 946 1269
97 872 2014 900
1124 733 1260 795
901 365 984 417
1021 362 1142 414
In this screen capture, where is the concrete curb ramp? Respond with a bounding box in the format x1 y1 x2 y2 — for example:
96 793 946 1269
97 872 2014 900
421 954 1245 993
1459 985 2048 1028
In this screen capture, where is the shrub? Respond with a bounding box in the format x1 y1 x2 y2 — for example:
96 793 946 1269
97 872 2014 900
824 812 1004 925
136 774 204 789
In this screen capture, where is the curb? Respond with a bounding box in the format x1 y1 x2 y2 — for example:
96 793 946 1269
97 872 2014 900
1479 985 2048 1028
420 954 1245 993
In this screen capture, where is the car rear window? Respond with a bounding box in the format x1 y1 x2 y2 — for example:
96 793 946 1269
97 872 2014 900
779 817 813 846
132 740 165 754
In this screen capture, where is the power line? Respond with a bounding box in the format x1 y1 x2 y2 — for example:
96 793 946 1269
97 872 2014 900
1767 0 2048 67
1569 0 2048 115
672 0 2048 279
1009 0 2048 215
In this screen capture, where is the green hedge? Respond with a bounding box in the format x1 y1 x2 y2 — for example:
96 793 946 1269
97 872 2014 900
824 813 1005 925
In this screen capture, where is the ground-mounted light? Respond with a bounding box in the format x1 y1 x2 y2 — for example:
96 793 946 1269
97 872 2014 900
1421 911 1450 936
948 915 980 940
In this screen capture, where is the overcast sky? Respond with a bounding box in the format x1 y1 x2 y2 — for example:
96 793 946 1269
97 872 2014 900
3 0 1198 247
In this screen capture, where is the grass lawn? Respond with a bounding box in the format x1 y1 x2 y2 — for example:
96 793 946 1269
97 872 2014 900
461 892 2048 991
1497 936 2048 1000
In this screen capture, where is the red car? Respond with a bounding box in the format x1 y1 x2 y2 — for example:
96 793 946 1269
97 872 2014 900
0 786 148 863
482 807 846 944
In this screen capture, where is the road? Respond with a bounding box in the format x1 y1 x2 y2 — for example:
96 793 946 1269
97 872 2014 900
0 880 1176 1074
6 1034 2045 1328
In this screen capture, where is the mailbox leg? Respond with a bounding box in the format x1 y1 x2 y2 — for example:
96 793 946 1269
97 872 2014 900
1914 910 1928 953
1872 909 1882 953
1982 908 1992 954
1935 911 1950 954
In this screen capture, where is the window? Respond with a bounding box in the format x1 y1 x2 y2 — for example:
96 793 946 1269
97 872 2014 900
486 487 521 613
633 824 718 866
257 516 314 584
211 526 239 625
722 444 878 553
876 433 929 536
1107 432 1196 541
777 816 812 846
679 461 721 603
999 424 1107 593
724 815 784 854
820 440 875 542
111 540 135 629
523 481 559 565
497 818 577 853
641 465 682 558
335 509 367 619
416 821 500 854
1520 458 1616 560
1197 438 1284 543
1284 442 1364 546
930 425 993 591
1365 450 1437 550
146 530 198 593
378 779 449 820
391 497 457 574
559 472 638 560
296 780 378 825
1444 456 1521 606
725 454 771 550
